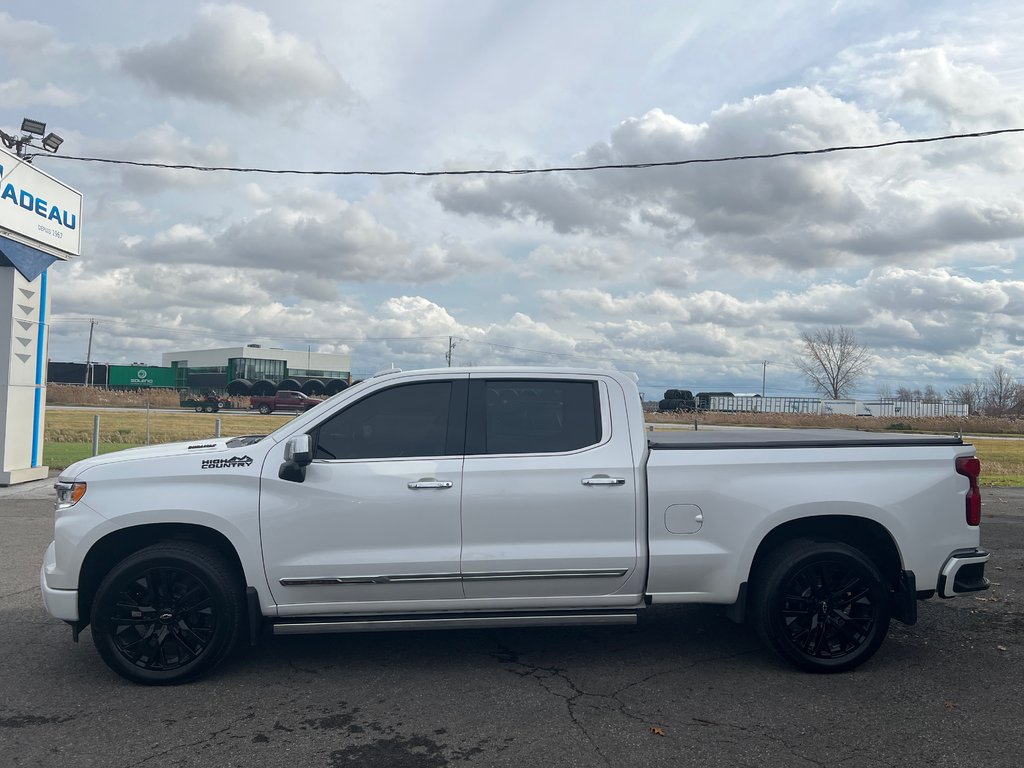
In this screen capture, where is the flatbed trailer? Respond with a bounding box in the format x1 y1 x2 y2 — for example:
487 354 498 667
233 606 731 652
180 398 232 413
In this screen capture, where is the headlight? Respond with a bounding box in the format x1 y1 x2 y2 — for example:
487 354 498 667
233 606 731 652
54 481 87 510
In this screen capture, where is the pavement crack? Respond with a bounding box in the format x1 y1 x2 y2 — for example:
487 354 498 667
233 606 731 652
115 712 254 768
489 643 615 766
0 586 40 601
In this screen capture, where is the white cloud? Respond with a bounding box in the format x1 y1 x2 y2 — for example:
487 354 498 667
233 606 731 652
119 3 352 113
85 123 236 193
0 78 83 108
0 13 65 58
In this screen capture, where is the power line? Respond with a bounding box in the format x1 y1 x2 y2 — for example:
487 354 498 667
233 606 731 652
27 128 1024 178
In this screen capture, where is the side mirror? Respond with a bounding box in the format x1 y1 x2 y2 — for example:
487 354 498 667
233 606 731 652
284 434 312 467
279 434 312 482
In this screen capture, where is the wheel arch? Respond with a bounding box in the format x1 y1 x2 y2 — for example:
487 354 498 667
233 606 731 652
748 515 904 586
728 514 913 625
76 523 249 632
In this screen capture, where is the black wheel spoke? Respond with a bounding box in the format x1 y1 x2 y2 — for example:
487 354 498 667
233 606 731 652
168 626 198 660
179 596 212 614
829 575 861 600
831 615 868 648
104 564 218 673
779 557 882 661
834 586 871 608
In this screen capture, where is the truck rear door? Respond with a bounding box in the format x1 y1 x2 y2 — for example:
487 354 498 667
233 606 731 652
459 375 639 601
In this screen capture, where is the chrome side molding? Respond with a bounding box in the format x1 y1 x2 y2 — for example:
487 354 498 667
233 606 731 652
280 567 629 587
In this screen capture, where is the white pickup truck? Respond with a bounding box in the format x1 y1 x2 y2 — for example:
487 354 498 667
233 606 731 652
41 367 990 684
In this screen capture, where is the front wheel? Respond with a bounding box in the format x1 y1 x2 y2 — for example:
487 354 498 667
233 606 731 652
194 405 203 413
90 542 244 685
751 539 891 673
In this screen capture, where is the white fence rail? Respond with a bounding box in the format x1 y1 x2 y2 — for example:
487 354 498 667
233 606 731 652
707 396 970 417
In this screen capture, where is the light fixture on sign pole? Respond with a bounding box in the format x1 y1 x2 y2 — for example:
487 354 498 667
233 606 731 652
21 118 46 136
0 117 65 162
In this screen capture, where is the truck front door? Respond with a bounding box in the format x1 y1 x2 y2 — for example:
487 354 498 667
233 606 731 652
459 376 639 602
260 376 468 614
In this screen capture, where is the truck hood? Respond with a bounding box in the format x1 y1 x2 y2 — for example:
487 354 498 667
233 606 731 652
59 435 269 481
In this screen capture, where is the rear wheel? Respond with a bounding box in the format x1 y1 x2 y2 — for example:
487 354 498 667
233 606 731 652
90 542 243 685
751 539 890 673
258 404 271 415
194 405 202 413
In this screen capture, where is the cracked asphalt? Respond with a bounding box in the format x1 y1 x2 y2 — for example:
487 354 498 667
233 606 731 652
2 485 1023 767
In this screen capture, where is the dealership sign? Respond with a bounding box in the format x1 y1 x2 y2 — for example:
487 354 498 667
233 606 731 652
0 147 82 258
108 366 176 388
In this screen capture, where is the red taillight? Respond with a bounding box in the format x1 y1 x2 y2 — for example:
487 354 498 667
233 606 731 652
956 456 982 526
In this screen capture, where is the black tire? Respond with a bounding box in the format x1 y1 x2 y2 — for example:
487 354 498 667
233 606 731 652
194 405 202 413
90 542 244 685
202 404 215 413
258 404 271 415
751 539 891 673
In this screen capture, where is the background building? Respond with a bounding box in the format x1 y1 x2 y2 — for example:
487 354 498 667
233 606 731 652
161 344 351 396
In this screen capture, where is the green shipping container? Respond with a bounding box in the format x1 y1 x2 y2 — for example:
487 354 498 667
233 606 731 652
108 365 176 388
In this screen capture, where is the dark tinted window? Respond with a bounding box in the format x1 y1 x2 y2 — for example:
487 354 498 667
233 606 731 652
483 380 600 454
314 382 452 459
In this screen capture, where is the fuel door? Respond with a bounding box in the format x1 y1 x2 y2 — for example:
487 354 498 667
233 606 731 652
664 503 704 535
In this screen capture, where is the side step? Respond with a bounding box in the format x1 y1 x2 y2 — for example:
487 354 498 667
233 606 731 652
272 609 638 636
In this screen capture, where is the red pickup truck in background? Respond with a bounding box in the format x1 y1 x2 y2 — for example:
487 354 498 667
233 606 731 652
250 390 324 414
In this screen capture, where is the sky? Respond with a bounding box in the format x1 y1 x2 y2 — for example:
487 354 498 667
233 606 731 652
3 0 1024 398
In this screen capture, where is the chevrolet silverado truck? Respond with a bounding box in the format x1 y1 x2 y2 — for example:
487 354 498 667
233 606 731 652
41 367 990 684
249 390 323 415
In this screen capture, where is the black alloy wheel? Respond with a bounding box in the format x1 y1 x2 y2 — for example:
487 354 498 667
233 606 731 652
91 543 243 685
752 539 890 673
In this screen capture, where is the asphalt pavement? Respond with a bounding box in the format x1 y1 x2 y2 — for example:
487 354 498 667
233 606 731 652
2 483 1022 767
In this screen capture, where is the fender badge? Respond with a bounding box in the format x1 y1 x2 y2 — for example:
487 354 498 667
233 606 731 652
201 456 254 469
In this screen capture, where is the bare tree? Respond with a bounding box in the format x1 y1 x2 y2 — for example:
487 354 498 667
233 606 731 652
946 381 984 413
895 386 918 401
794 326 872 399
983 366 1023 416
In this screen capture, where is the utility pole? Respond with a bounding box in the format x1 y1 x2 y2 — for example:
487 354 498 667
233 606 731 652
446 336 456 367
762 360 769 398
85 318 96 386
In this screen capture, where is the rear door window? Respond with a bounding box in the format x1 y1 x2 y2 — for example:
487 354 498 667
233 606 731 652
468 379 601 455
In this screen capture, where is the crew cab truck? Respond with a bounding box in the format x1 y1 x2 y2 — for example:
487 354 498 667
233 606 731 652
41 367 990 684
249 390 322 415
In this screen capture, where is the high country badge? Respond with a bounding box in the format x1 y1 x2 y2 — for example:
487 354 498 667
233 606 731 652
201 456 254 469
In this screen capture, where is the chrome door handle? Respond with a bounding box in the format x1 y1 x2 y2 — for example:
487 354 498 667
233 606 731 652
581 477 625 486
408 480 454 490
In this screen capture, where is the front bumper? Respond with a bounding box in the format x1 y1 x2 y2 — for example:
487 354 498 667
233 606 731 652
937 548 990 599
40 541 78 621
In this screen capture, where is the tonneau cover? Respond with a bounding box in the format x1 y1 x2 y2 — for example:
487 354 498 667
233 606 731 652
648 427 964 450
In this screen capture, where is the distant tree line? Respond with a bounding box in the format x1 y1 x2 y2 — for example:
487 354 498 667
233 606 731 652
795 327 1022 417
881 366 1024 417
